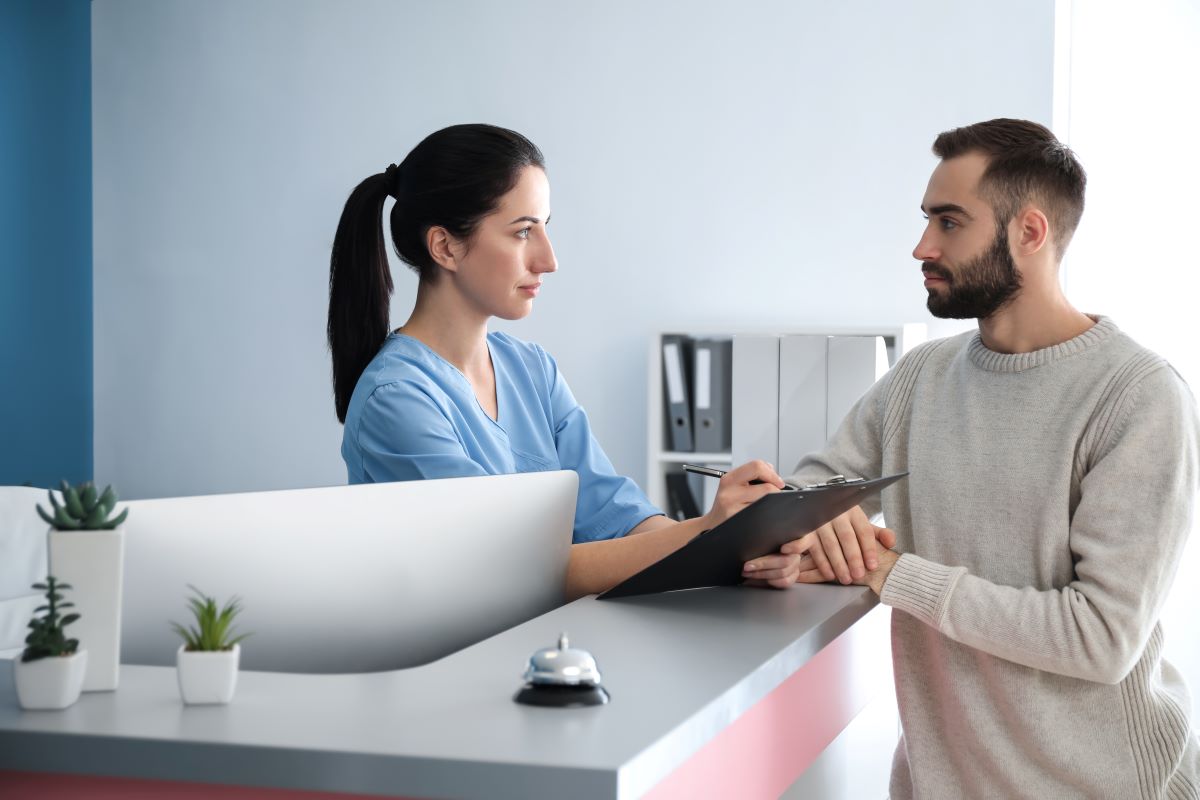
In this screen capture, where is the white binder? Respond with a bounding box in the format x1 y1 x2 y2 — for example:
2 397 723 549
777 335 888 474
827 335 889 437
777 335 828 476
732 335 780 468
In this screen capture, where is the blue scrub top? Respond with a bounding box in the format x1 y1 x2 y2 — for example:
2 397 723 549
342 331 663 542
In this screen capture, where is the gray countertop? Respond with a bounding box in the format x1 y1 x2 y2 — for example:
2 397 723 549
0 584 878 799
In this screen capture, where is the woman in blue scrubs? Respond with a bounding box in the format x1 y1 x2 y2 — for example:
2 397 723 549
327 124 801 598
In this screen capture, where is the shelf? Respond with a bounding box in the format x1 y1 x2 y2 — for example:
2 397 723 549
657 451 733 464
647 325 927 514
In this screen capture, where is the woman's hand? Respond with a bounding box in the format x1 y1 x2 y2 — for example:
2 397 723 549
740 551 808 588
701 460 787 530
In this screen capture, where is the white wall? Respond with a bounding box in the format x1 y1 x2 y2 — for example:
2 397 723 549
1057 0 1200 722
92 0 1052 499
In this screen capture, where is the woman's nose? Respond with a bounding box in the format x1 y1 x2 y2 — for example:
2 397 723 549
533 234 558 274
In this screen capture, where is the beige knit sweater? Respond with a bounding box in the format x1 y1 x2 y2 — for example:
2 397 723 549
790 317 1200 799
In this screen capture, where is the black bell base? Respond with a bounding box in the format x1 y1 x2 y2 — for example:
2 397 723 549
513 684 610 708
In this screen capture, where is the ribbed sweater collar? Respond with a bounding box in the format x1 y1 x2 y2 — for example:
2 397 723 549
967 315 1117 373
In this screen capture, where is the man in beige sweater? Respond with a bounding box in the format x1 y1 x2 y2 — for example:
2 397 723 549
750 119 1200 797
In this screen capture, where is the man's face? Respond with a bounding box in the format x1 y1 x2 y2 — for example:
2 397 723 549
913 152 1022 320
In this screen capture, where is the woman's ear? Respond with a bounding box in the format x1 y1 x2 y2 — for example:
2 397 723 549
426 226 460 272
1012 206 1050 257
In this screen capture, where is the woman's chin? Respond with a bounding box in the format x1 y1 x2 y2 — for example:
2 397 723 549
495 302 535 322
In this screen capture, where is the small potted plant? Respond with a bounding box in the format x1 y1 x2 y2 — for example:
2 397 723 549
170 586 250 705
14 576 88 710
38 480 128 692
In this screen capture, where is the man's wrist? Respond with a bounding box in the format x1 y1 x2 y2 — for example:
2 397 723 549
866 549 900 595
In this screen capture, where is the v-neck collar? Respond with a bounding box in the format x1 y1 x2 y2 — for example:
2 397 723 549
390 332 505 430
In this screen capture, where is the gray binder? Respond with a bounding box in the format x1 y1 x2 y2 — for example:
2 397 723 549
662 334 694 452
664 470 703 521
692 338 732 453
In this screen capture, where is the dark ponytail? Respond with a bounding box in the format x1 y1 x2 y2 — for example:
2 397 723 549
328 124 545 423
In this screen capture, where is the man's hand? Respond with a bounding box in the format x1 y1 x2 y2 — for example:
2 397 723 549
775 505 896 584
740 504 897 590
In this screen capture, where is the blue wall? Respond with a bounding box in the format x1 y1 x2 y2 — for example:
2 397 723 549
0 0 92 487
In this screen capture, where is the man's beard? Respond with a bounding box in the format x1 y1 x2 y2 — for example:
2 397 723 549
924 225 1022 320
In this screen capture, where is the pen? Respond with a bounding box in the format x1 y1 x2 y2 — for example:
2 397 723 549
681 464 798 491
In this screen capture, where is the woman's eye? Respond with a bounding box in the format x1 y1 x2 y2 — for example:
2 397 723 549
516 227 532 240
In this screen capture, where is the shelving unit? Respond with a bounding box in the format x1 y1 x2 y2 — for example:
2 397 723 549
646 324 927 513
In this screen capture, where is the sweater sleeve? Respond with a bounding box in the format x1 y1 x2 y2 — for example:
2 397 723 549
881 364 1200 684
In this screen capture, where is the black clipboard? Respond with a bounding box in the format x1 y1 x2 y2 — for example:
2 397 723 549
597 472 908 600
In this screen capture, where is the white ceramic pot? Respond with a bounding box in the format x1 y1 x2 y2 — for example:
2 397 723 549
47 526 124 691
14 650 88 710
176 644 240 705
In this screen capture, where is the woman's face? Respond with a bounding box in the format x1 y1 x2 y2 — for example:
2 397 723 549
447 166 557 321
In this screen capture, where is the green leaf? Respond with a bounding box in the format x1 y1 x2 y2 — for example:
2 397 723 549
23 575 79 653
53 509 82 530
106 507 129 528
84 504 108 528
171 620 206 650
36 505 56 526
64 485 85 518
22 647 51 662
225 632 252 648
81 483 97 510
174 585 247 650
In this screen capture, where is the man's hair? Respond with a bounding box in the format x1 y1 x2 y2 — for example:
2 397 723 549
933 119 1086 257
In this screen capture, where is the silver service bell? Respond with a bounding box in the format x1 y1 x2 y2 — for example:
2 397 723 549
513 633 610 707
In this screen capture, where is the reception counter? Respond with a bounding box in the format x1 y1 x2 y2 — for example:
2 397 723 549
0 584 890 799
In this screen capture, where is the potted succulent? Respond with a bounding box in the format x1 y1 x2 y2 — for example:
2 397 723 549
38 480 128 692
14 577 88 710
170 586 250 705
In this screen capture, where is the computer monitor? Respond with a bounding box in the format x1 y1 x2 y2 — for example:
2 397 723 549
0 487 49 659
119 471 577 674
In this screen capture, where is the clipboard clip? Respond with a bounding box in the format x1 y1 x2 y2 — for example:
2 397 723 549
802 474 867 490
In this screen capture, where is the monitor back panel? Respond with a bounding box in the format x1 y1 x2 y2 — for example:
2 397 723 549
120 471 577 674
